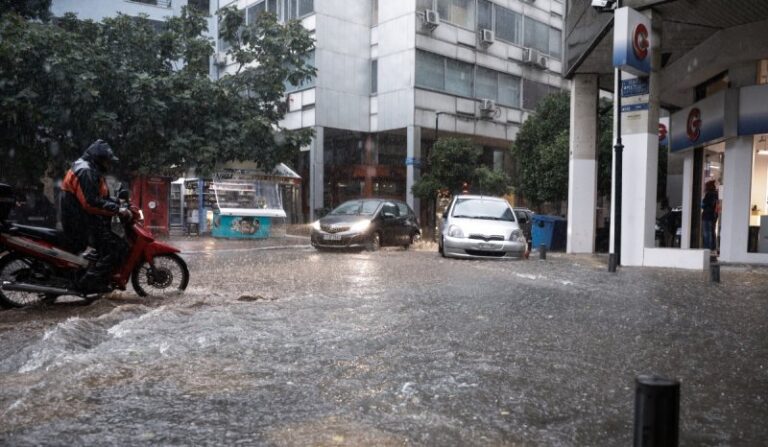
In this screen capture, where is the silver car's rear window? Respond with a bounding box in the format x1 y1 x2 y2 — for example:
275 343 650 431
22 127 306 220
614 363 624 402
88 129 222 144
452 198 515 221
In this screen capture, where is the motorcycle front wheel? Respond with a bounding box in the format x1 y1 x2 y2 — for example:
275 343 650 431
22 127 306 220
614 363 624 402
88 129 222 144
131 253 189 297
0 254 57 308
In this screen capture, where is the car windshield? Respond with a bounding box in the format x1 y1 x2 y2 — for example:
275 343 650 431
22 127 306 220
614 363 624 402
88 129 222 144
452 198 515 221
329 200 382 216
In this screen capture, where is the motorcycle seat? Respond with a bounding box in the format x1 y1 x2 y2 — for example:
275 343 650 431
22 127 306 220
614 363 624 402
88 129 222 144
8 224 64 246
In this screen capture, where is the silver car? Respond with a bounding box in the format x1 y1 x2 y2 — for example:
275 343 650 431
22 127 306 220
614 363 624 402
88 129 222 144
438 195 527 259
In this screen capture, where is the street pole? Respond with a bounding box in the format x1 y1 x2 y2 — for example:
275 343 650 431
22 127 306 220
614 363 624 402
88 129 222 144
608 0 623 273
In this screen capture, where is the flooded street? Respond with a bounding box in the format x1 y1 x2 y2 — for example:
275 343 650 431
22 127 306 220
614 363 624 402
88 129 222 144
1 241 767 446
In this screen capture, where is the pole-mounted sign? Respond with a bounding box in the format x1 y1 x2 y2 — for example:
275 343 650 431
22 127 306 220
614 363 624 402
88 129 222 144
613 7 651 76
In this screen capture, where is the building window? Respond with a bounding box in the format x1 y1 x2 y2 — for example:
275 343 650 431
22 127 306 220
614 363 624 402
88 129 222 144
495 6 522 45
522 79 558 110
415 50 446 91
437 0 475 30
416 50 520 107
371 0 378 25
445 58 473 97
284 49 315 93
524 16 550 54
477 0 492 30
549 27 562 59
371 60 378 94
285 0 314 20
188 0 210 15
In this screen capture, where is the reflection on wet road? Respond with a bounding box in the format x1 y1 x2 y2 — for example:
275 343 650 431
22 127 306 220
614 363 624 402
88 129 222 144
1 245 767 445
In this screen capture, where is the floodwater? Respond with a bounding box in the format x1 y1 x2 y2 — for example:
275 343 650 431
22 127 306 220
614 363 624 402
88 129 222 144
1 242 767 446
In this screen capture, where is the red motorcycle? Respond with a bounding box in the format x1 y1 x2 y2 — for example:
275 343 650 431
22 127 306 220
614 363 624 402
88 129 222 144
0 183 189 308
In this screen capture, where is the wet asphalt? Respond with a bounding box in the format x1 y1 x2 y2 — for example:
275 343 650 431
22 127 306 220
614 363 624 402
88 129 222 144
0 237 766 446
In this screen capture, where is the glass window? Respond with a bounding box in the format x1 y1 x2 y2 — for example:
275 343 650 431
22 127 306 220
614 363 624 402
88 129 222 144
284 50 315 93
246 1 266 25
549 27 562 58
371 0 378 25
417 0 433 12
524 17 549 54
499 73 520 107
436 0 474 29
298 0 313 17
475 66 498 102
416 50 445 91
452 198 515 221
381 202 400 216
495 7 521 44
478 0 492 30
371 60 378 94
523 79 556 110
445 58 473 97
396 202 411 217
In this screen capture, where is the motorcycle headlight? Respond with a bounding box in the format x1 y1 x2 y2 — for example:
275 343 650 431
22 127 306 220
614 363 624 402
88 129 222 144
350 220 371 233
447 224 464 238
510 229 524 242
311 220 321 230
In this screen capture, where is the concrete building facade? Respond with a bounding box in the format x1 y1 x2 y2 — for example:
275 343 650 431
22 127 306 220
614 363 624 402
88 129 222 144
218 0 568 221
564 0 768 267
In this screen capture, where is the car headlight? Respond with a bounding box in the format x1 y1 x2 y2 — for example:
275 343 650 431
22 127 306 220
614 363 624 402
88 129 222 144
311 220 321 230
350 220 371 233
510 229 525 242
447 224 464 238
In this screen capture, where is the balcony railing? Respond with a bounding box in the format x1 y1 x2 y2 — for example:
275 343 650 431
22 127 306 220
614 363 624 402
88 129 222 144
129 0 172 8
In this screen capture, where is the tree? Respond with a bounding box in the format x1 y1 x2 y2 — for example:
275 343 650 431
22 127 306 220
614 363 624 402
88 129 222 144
412 137 511 199
0 5 315 184
511 92 614 209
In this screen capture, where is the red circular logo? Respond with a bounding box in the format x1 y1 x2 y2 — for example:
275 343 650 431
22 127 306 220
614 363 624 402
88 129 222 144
658 123 667 142
632 23 649 60
686 108 702 142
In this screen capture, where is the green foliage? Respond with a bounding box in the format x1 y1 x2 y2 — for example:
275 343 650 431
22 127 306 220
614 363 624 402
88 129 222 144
511 92 614 206
412 137 511 199
0 5 315 183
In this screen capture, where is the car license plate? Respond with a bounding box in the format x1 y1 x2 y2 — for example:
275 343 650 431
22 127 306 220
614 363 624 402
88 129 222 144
478 242 499 250
323 234 341 241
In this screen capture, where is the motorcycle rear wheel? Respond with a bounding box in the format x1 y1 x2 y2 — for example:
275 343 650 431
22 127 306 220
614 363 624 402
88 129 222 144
0 254 57 308
131 254 189 297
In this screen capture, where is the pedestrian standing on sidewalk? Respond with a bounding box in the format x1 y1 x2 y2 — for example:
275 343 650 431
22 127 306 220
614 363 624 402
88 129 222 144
701 179 718 253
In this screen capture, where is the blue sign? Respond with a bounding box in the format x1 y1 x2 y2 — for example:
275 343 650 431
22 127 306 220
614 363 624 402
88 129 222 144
621 78 649 97
621 103 649 113
405 157 422 167
613 7 652 76
211 213 272 239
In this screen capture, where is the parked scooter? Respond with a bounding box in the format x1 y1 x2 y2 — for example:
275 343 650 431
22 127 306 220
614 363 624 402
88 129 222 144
655 206 682 248
0 183 189 308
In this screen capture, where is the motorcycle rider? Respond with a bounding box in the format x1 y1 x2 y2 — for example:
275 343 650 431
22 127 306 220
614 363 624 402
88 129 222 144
61 139 131 292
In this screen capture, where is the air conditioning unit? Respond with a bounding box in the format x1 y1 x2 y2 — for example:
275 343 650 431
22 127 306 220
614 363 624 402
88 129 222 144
481 28 495 45
523 48 548 69
215 53 228 66
479 98 497 116
423 9 440 29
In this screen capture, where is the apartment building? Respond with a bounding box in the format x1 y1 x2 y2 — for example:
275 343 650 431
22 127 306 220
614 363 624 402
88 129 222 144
217 0 567 221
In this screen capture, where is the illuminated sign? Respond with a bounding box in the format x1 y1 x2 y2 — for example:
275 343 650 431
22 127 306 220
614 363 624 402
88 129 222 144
613 7 651 76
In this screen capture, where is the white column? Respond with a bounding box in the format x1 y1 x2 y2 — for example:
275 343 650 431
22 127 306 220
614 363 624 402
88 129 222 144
680 151 694 249
406 125 421 215
720 136 753 262
567 74 599 253
309 126 324 221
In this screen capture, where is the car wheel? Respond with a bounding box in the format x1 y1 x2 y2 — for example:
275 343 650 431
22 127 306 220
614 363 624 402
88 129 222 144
366 232 381 252
403 233 414 250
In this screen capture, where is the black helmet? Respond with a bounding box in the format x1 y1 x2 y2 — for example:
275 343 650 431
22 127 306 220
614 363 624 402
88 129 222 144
84 139 118 171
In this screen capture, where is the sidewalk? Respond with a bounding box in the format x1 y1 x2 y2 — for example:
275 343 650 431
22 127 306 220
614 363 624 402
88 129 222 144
159 224 311 254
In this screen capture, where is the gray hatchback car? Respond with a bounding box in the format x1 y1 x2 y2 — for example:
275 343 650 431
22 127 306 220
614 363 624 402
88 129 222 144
438 195 527 259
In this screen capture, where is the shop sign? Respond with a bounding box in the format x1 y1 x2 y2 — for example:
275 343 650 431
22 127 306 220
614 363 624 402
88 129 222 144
739 84 768 135
613 7 651 76
670 90 737 153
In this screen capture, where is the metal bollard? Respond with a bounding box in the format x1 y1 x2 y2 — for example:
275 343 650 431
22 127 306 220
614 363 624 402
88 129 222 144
539 243 547 260
634 375 680 447
709 262 720 283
